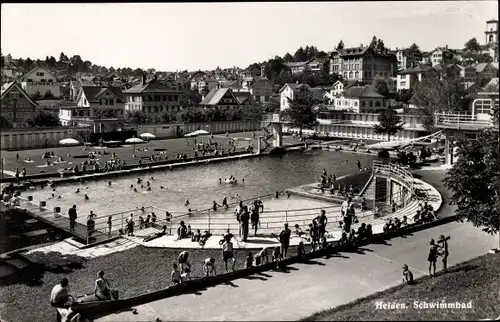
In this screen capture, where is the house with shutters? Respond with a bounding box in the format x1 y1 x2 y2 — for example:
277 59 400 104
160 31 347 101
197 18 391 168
0 81 38 128
279 83 313 110
21 66 61 99
334 85 387 113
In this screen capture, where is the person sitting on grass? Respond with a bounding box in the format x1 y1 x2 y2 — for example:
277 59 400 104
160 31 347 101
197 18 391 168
246 252 254 269
203 258 217 277
143 225 167 242
177 221 188 240
177 251 191 280
402 264 414 285
171 263 182 286
94 270 112 300
50 278 81 322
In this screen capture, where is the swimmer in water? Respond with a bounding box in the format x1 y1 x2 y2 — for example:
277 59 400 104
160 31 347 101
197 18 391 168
84 194 89 200
75 188 80 194
185 199 190 207
108 181 112 186
150 177 154 181
219 178 222 184
147 186 152 191
147 181 150 187
141 184 144 189
130 184 134 189
51 193 55 198
137 178 142 184
160 186 165 189
57 195 62 199
134 188 138 192
242 178 244 183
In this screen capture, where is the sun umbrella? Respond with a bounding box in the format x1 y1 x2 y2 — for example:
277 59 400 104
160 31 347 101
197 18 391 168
185 132 199 138
59 138 80 158
140 133 156 140
125 137 144 158
193 129 209 136
59 138 80 145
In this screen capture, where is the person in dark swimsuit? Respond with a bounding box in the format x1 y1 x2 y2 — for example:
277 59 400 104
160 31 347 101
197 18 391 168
428 239 438 277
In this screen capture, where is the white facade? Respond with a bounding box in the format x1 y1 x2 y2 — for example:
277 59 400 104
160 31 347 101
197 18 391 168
280 84 294 110
329 81 345 98
21 67 61 98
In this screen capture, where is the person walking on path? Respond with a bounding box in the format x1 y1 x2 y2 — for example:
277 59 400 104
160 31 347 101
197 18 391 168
437 235 450 273
68 205 77 232
428 239 439 277
279 223 291 259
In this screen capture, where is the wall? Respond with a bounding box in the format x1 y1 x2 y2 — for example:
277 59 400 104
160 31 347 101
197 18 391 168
21 82 61 98
136 120 260 139
0 127 92 150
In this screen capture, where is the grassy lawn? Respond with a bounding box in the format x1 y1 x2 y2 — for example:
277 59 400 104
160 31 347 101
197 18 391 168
0 131 267 177
302 253 500 321
0 244 301 322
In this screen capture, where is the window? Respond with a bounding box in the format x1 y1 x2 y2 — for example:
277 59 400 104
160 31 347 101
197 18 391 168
369 101 374 107
400 81 407 87
109 99 114 105
41 79 46 82
163 95 167 101
99 100 102 105
27 79 33 82
154 95 160 102
465 132 477 140
375 101 381 107
354 101 358 107
168 95 172 102
36 72 45 76
255 95 261 102
48 79 53 83
361 101 366 107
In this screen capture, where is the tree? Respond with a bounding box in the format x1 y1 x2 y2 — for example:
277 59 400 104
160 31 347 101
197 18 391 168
373 109 404 141
370 36 378 49
43 90 55 100
376 39 385 53
179 87 202 107
444 128 499 240
336 40 344 51
283 53 294 62
31 91 42 101
409 43 420 51
26 108 61 127
241 104 263 127
372 76 390 97
483 81 499 93
127 111 150 124
23 58 33 72
411 69 469 131
59 52 69 63
279 96 318 136
464 37 481 52
293 47 307 62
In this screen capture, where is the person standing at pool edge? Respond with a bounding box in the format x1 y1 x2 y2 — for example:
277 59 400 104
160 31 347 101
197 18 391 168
68 205 77 232
279 223 291 259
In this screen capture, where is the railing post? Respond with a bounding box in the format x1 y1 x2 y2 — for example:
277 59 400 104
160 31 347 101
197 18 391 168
285 210 288 223
121 212 124 231
208 209 211 234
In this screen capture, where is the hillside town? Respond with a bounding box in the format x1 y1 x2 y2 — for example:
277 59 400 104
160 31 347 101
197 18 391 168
1 20 498 146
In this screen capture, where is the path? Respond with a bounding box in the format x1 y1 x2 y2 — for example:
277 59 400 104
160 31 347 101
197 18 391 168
96 219 495 321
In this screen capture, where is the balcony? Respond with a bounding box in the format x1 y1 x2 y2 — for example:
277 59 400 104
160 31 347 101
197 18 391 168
434 112 494 130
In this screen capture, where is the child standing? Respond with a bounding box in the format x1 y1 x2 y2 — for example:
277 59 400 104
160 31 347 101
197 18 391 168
171 263 182 286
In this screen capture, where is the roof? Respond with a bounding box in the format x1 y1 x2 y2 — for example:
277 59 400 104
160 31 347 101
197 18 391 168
200 88 236 105
81 86 125 103
21 66 57 81
472 62 498 73
232 91 254 104
279 82 312 93
398 64 435 75
222 80 240 89
486 19 498 23
285 61 309 68
310 87 327 100
0 81 38 106
483 77 499 90
339 46 370 57
123 79 180 94
343 85 385 99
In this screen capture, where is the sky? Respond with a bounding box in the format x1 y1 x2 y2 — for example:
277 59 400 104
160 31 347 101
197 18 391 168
1 2 498 72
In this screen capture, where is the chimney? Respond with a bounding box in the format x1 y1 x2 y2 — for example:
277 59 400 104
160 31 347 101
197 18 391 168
142 75 146 85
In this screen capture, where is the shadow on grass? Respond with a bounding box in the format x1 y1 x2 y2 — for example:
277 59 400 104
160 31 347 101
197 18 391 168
243 275 269 281
223 280 239 287
304 260 326 266
0 251 87 287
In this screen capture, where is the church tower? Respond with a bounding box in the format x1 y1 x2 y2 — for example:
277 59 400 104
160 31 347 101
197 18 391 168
485 19 498 45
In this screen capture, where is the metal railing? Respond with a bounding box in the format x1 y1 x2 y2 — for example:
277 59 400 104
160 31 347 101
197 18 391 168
263 114 281 123
372 160 414 194
434 112 494 129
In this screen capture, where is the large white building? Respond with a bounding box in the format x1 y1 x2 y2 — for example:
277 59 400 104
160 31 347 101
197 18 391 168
279 83 312 110
21 66 61 98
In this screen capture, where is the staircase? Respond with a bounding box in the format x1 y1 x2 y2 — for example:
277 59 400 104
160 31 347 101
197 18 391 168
359 174 375 200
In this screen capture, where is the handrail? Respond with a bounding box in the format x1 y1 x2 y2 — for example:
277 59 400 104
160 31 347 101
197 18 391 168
434 112 494 129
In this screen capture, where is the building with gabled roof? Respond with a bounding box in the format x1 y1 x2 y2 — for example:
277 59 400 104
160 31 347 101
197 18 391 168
20 66 61 99
123 75 181 115
279 82 312 110
199 88 240 109
1 81 38 128
396 64 435 91
334 85 387 113
232 91 256 105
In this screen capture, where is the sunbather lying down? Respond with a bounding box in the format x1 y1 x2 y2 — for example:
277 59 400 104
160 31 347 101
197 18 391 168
143 225 167 242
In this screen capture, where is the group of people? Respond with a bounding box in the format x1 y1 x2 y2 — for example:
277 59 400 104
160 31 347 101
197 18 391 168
176 221 212 246
50 271 116 322
233 199 264 241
